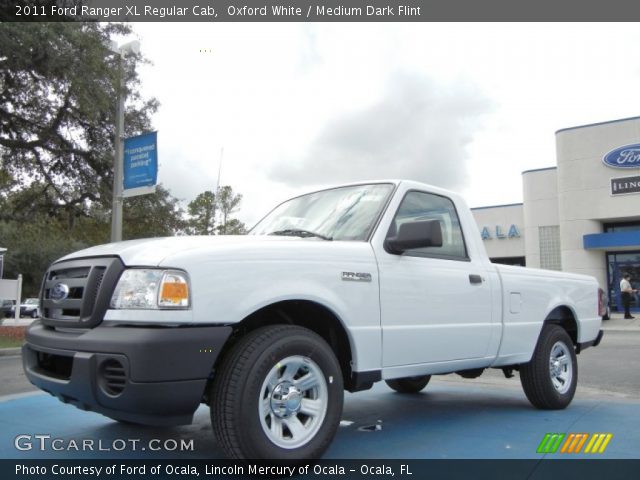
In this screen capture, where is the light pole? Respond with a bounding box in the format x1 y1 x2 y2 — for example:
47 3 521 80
110 40 140 243
0 247 6 279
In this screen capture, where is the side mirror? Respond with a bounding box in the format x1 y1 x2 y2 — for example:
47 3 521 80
385 219 443 254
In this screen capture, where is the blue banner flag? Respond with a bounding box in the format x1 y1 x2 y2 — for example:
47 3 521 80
123 132 158 192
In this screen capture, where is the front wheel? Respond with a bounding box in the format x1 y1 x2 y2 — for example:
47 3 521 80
210 325 343 460
520 325 577 409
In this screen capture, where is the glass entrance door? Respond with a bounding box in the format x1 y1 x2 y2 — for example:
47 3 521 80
607 252 640 313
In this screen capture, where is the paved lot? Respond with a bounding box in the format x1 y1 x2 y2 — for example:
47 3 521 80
0 380 638 460
1 314 638 460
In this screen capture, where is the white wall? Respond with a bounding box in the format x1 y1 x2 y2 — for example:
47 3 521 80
522 168 560 269
555 117 640 289
471 204 525 260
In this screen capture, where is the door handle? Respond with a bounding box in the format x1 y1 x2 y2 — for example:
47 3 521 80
469 274 483 285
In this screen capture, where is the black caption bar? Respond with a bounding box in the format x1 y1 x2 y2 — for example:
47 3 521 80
4 0 640 21
4 459 640 480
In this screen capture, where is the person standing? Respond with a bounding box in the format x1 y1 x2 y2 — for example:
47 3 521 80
620 273 637 319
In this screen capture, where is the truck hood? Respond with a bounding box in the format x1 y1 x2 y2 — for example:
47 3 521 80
57 235 305 267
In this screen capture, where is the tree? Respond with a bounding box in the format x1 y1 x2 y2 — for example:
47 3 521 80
187 190 216 235
123 185 187 240
0 218 88 297
215 185 246 235
186 186 247 235
220 217 247 235
0 23 188 295
0 22 158 225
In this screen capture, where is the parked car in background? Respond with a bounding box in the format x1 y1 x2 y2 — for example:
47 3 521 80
12 298 40 319
1 299 15 318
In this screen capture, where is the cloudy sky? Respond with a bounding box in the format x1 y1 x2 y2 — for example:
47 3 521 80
127 23 640 227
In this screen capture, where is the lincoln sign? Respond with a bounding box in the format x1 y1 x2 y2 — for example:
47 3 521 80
611 175 640 196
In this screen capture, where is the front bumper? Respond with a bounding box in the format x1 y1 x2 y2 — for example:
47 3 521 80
23 321 232 426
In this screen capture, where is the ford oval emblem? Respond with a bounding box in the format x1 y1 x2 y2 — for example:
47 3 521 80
50 283 70 302
603 144 640 169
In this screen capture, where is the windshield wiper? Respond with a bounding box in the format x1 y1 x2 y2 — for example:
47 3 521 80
269 229 333 241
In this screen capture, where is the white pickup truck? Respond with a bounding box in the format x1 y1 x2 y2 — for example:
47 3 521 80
23 180 603 460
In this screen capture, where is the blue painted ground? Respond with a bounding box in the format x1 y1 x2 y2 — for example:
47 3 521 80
1 380 638 460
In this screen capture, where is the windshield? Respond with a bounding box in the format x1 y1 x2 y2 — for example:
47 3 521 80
24 298 38 305
250 183 394 241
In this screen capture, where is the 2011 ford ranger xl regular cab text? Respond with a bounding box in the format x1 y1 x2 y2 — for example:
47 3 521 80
23 180 604 460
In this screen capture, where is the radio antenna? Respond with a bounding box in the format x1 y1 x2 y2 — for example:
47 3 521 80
216 147 223 192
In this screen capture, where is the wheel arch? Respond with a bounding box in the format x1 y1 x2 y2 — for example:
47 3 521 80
211 299 357 392
543 305 578 345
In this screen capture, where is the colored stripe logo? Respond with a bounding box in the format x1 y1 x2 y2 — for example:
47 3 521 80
537 433 613 454
537 433 565 453
583 433 613 454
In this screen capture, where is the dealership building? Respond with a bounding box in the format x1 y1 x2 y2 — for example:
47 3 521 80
471 116 640 313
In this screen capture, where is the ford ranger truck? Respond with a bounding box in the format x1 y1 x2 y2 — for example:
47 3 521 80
23 180 604 460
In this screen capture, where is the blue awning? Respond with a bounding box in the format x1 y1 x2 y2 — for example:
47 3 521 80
583 231 640 250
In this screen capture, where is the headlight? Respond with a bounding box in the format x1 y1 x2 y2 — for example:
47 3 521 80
110 269 190 310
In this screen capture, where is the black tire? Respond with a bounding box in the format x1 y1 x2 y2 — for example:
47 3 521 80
385 375 431 393
31 310 38 319
210 325 344 460
520 325 577 409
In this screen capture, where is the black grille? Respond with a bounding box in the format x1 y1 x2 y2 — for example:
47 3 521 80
40 257 124 329
100 359 127 396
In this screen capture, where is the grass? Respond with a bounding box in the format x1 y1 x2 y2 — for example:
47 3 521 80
0 337 23 348
0 325 26 349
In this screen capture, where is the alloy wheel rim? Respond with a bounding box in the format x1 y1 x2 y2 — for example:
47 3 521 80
549 341 573 394
258 355 328 449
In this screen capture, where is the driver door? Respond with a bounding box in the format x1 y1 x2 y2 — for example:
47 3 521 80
376 190 494 367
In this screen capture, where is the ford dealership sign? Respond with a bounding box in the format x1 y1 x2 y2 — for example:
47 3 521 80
603 144 640 168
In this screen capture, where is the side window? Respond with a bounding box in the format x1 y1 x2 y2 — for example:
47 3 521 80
390 191 468 260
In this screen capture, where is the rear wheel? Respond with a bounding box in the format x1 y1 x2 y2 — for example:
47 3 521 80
520 325 577 409
385 375 431 393
210 325 343 460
